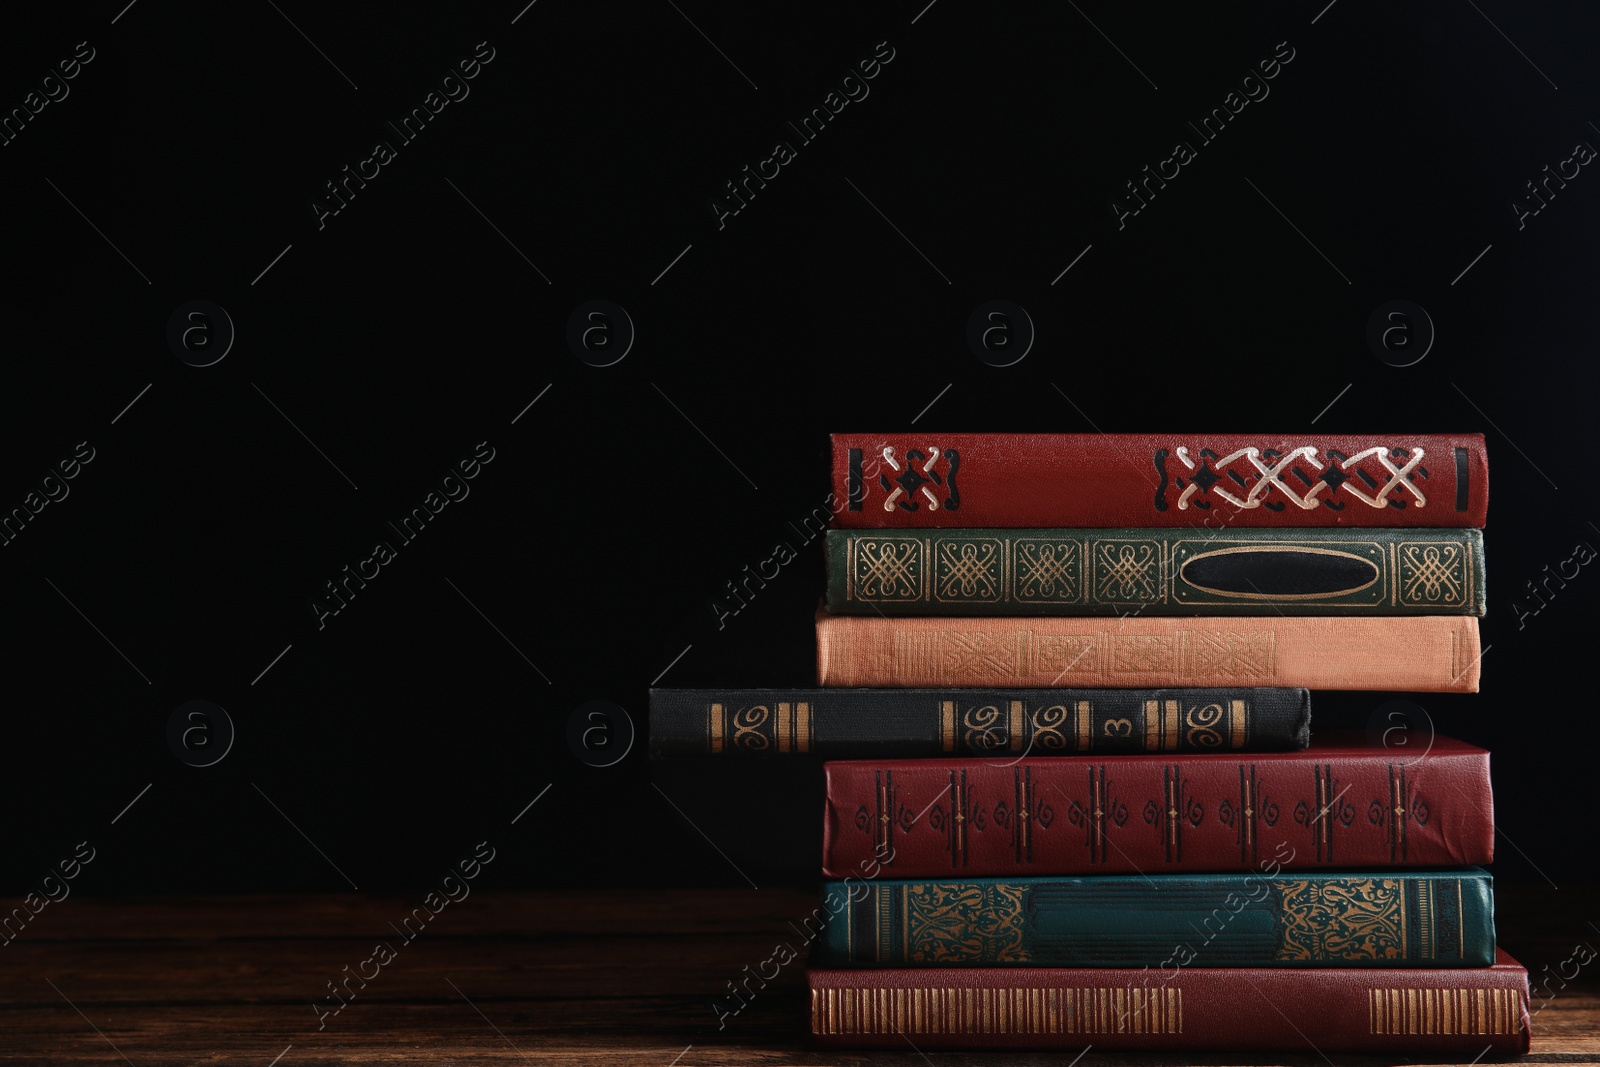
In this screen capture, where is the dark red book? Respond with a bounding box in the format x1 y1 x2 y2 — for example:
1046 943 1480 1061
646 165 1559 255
832 432 1488 528
807 949 1531 1054
822 735 1492 878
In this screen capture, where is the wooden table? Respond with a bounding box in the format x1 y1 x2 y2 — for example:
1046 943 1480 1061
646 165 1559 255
7 887 1595 1065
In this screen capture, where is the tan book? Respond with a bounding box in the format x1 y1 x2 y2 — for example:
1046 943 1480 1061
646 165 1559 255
815 610 1480 692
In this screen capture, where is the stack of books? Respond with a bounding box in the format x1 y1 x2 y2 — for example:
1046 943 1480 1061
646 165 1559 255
652 432 1531 1056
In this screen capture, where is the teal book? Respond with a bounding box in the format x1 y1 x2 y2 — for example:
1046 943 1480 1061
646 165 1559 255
825 527 1486 615
818 870 1493 968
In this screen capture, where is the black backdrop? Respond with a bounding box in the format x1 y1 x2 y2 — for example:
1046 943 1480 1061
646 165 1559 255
0 1 1595 900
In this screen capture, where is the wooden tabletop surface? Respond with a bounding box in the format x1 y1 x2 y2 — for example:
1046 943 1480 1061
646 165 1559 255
4 885 1594 1066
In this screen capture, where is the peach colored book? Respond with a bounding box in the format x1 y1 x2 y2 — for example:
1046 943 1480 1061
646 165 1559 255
814 611 1480 692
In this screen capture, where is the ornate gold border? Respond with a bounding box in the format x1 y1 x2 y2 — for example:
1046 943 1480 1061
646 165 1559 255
1176 544 1381 601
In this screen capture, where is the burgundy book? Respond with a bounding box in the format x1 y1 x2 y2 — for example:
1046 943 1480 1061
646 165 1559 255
832 432 1488 528
822 735 1492 878
807 949 1531 1054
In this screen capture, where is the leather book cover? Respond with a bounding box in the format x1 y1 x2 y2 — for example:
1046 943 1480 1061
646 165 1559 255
648 687 1310 757
816 870 1495 967
825 527 1486 615
822 735 1493 878
831 432 1489 528
815 611 1482 692
807 948 1531 1053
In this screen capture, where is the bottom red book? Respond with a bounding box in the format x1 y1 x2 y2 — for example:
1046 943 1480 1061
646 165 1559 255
808 948 1530 1056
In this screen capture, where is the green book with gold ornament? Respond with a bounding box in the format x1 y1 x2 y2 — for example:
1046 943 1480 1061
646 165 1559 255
825 527 1485 615
815 870 1494 968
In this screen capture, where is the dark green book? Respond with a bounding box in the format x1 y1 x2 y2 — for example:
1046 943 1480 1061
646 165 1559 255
826 527 1485 615
818 871 1493 968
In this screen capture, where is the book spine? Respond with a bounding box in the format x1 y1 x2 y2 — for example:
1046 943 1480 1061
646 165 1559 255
814 612 1481 692
821 745 1493 877
807 953 1531 1053
648 688 1311 757
832 433 1489 528
825 528 1486 616
818 871 1495 967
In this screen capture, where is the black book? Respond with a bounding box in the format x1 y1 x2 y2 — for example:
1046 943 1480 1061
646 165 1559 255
649 688 1310 758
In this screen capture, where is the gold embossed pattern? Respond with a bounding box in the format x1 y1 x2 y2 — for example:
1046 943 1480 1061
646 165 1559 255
905 883 1030 964
812 985 1183 1036
1276 878 1406 961
1368 987 1524 1035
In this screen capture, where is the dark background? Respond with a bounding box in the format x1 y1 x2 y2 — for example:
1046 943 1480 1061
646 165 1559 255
0 0 1594 903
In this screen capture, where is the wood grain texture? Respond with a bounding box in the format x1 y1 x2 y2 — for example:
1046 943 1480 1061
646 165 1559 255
2 887 1593 1066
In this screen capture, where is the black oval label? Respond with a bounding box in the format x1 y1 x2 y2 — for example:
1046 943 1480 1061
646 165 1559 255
1180 547 1379 600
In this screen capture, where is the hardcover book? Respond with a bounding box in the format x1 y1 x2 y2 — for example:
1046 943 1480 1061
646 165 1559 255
649 687 1311 758
826 527 1486 616
807 949 1531 1053
821 736 1493 878
815 611 1482 692
817 870 1495 967
832 432 1489 528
